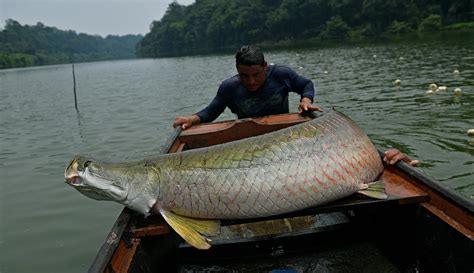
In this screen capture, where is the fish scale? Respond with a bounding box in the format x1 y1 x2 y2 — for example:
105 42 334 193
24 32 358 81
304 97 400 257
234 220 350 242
159 111 381 219
66 110 384 220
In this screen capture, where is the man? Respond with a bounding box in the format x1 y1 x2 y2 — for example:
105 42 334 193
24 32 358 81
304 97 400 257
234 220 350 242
174 45 321 129
173 45 418 166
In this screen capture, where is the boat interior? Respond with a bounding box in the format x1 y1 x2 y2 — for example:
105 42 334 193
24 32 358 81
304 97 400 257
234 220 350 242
93 113 472 273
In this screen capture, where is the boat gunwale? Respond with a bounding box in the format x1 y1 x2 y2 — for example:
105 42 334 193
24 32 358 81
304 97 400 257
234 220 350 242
387 152 473 214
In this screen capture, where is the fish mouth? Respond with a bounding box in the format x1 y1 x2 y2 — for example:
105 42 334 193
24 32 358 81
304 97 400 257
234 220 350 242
65 175 83 186
65 158 84 186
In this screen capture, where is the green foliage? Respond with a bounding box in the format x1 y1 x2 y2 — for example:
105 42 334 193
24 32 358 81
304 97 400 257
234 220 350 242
321 16 351 40
418 14 443 32
136 0 473 57
348 24 376 41
0 53 38 68
387 20 415 34
442 22 474 30
0 19 143 69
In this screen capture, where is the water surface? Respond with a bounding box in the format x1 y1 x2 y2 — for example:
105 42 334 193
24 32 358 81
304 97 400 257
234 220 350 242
1 37 473 272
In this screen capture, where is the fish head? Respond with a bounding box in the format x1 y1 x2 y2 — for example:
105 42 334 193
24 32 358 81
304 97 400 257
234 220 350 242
65 156 128 202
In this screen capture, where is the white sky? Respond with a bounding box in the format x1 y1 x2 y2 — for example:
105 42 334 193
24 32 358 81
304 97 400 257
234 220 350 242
0 0 195 37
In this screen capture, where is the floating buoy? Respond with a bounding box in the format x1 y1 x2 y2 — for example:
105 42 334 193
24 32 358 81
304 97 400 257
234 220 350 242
429 83 438 91
323 71 328 74
373 54 377 58
399 57 404 60
426 90 434 95
298 66 304 69
437 86 447 91
454 88 462 96
394 79 401 86
468 129 474 137
453 69 460 74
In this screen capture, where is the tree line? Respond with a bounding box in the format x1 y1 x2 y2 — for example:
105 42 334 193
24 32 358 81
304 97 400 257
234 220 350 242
1 0 472 69
0 19 143 69
137 0 473 57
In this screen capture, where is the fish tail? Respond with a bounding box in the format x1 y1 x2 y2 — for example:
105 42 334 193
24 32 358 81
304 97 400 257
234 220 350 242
357 181 388 199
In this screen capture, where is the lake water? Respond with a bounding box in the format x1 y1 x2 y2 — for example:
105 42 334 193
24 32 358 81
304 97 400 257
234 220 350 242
1 36 473 272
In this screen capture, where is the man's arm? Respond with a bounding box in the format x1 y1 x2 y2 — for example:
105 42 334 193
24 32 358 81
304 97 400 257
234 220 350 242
195 91 228 124
281 65 314 101
173 84 229 130
279 65 323 113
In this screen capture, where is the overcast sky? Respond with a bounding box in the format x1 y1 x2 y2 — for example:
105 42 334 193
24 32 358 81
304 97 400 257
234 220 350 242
0 0 195 37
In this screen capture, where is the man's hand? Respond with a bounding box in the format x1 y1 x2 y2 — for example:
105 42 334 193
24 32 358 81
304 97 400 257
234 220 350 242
173 115 200 130
383 148 419 166
299 97 324 113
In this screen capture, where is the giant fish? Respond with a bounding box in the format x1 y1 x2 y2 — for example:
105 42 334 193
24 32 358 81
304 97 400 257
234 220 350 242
65 110 386 249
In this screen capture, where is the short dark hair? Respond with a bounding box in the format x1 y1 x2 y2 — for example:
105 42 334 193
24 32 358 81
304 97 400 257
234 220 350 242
235 45 265 66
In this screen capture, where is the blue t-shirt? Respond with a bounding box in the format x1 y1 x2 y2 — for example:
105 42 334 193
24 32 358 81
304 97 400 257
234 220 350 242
196 64 315 123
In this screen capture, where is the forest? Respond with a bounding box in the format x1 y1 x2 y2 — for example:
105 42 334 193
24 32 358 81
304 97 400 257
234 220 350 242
136 0 473 57
1 0 472 69
0 19 142 69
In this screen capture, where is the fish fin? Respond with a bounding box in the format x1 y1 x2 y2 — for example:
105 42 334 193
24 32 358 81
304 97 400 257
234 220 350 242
159 208 220 250
357 181 388 199
185 218 221 237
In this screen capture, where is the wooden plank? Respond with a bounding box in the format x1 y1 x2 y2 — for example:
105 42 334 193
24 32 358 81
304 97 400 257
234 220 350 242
388 162 474 237
88 208 132 273
168 139 186 154
421 203 474 240
378 167 429 205
131 224 170 238
178 113 311 149
180 113 310 136
104 238 140 273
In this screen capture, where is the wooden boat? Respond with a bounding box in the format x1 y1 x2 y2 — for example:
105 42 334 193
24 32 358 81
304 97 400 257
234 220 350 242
88 112 473 273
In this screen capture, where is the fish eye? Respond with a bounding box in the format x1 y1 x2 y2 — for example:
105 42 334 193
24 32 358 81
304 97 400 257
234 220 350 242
84 161 92 168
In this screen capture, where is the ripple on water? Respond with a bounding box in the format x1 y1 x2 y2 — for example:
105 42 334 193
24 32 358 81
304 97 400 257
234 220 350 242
1 39 473 273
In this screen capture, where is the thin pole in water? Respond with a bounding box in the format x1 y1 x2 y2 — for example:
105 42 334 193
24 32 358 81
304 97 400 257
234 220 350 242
72 64 78 111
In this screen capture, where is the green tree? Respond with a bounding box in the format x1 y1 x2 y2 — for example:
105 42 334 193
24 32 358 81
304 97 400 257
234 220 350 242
321 16 351 39
135 0 473 57
418 14 443 32
386 20 414 34
0 19 142 69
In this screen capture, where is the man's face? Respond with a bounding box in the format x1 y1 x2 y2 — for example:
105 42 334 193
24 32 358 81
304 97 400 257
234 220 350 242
237 63 267 92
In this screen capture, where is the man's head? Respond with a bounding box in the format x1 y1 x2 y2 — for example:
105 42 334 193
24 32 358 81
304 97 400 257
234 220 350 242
235 45 267 92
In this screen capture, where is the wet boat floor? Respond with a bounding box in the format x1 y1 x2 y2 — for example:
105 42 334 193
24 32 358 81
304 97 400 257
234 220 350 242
177 212 401 273
179 241 400 273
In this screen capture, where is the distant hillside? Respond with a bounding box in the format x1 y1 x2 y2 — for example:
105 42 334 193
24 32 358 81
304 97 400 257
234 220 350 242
137 0 473 57
0 19 143 69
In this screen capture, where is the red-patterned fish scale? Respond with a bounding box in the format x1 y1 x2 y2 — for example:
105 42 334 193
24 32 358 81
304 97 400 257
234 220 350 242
157 111 384 219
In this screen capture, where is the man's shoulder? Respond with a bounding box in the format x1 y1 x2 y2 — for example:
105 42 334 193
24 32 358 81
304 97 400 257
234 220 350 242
271 64 294 74
269 64 296 79
219 75 241 90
